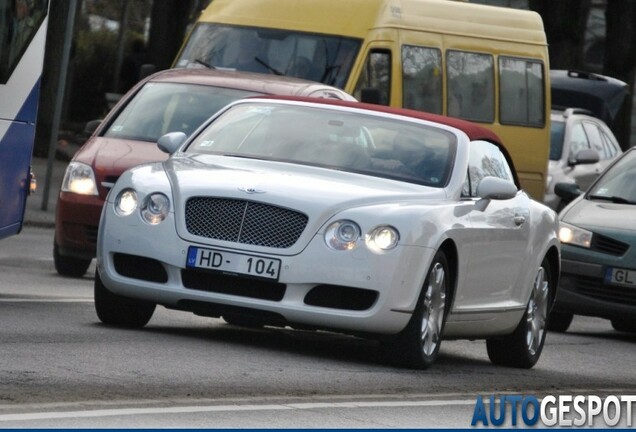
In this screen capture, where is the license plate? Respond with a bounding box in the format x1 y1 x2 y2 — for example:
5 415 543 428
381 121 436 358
186 247 281 280
605 267 636 288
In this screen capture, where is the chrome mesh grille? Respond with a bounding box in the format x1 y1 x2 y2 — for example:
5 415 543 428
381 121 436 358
185 197 308 248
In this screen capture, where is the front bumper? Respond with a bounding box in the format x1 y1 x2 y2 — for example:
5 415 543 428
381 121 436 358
554 257 636 320
97 212 435 335
55 191 104 258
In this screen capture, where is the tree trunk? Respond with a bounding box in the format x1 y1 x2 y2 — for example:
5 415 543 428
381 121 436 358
34 1 82 157
145 0 196 71
528 0 591 70
603 0 636 149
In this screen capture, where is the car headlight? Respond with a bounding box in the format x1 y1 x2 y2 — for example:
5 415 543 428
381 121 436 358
558 222 592 248
366 225 400 252
325 220 361 250
141 193 170 225
61 162 98 195
114 188 138 216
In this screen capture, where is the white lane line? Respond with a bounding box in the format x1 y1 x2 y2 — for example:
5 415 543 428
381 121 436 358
0 399 476 422
0 298 92 303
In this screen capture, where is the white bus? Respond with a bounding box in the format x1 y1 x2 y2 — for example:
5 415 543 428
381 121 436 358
0 0 48 239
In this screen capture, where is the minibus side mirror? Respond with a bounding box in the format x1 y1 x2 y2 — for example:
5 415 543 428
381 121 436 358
139 64 156 81
84 119 102 135
360 88 381 105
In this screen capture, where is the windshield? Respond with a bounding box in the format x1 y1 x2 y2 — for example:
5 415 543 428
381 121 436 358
104 82 261 142
175 24 361 89
588 150 636 203
549 119 565 160
186 102 457 187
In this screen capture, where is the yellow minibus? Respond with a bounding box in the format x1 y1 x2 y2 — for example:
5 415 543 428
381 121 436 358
175 0 550 199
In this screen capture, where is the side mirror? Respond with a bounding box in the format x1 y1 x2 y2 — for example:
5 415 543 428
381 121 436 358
157 131 187 154
360 88 381 105
554 182 582 204
476 176 518 200
139 64 156 81
568 148 600 166
84 119 102 135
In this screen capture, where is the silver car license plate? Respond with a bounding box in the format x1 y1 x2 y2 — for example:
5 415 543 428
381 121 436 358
605 267 636 288
186 246 281 280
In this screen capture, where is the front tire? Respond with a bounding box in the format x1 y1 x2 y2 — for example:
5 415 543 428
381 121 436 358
548 311 573 333
387 250 449 369
54 242 91 278
94 269 155 328
223 314 265 328
611 319 636 333
487 257 551 368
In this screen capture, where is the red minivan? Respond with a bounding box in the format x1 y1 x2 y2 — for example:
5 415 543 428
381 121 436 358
54 68 355 277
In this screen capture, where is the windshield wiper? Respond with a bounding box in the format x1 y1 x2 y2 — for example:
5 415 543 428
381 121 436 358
588 194 635 204
255 57 283 75
189 58 215 69
321 64 341 85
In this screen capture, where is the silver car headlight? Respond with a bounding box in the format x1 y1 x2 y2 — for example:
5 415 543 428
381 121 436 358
141 193 170 225
558 222 592 248
325 220 361 250
366 225 400 252
61 162 98 195
114 188 138 216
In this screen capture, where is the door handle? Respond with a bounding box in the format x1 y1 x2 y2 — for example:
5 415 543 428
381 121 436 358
513 215 526 226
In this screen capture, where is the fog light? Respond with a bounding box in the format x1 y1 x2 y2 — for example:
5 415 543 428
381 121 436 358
366 225 399 252
115 189 138 216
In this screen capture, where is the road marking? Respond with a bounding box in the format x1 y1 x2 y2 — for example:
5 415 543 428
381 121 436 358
0 298 92 303
0 399 476 422
2 388 634 422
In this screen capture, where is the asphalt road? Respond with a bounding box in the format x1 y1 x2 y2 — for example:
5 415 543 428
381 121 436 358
1 226 635 428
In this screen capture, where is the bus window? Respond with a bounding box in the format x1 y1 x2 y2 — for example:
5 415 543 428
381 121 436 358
1 0 48 83
175 23 360 88
353 50 391 106
446 50 494 123
402 45 442 114
499 57 545 127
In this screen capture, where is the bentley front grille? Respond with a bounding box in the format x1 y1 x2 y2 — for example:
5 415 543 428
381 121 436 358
185 197 308 248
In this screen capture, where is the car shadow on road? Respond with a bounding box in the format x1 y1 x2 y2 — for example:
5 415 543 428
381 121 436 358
99 318 511 371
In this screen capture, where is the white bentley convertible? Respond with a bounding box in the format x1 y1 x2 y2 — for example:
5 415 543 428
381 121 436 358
95 97 560 369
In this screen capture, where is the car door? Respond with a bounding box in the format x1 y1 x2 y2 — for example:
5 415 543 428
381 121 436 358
453 140 531 312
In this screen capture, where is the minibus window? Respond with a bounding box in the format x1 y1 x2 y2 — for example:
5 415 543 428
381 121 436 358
175 23 361 89
447 51 494 123
402 45 442 114
499 57 545 127
354 50 391 106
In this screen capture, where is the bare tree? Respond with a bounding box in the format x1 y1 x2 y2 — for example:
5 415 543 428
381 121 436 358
145 0 198 71
603 0 636 89
603 0 636 148
528 0 591 69
34 0 82 157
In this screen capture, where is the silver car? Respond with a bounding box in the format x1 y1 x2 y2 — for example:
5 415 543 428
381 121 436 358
545 108 622 211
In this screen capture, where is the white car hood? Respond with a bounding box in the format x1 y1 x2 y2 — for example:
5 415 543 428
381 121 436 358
165 154 444 252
